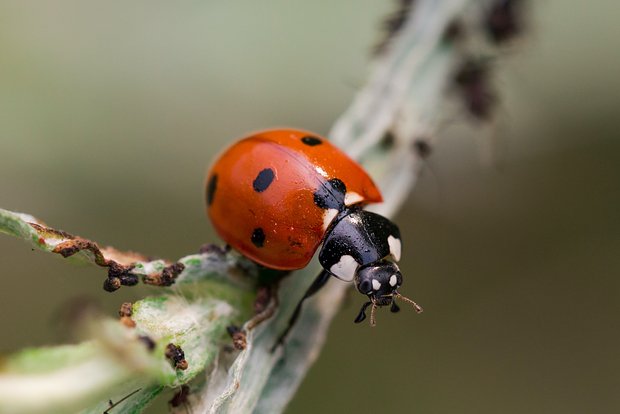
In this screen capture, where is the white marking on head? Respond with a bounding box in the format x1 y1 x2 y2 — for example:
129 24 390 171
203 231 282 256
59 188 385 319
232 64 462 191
344 191 364 206
329 255 358 281
372 279 381 291
322 208 339 231
387 235 401 261
389 274 398 287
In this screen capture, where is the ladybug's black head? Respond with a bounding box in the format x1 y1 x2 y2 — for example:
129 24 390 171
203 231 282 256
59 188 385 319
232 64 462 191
353 260 422 326
355 260 402 305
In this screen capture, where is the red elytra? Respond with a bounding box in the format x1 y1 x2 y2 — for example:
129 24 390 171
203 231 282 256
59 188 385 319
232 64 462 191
205 129 382 270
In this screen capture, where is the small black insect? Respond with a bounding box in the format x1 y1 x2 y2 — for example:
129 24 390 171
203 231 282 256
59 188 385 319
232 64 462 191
413 139 432 159
485 0 525 44
443 19 465 43
454 57 497 121
168 385 191 410
165 343 188 370
380 131 396 149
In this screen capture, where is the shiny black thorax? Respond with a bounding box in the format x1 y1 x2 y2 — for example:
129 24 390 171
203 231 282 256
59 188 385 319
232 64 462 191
318 207 401 277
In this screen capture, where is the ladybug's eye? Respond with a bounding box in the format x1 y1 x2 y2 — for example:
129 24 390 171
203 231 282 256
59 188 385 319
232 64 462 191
358 280 372 294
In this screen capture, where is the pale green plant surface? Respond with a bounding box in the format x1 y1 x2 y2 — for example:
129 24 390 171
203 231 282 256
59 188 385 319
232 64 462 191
0 208 256 413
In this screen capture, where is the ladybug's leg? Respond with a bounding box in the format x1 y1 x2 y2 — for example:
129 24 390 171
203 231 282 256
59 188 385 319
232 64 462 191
246 284 279 330
354 301 373 323
271 269 331 351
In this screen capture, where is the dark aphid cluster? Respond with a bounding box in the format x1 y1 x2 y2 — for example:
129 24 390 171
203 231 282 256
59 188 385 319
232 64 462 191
104 262 138 292
453 57 497 122
451 1 528 121
372 0 527 125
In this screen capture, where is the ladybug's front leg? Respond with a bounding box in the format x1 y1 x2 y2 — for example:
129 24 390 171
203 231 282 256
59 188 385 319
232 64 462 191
271 269 331 351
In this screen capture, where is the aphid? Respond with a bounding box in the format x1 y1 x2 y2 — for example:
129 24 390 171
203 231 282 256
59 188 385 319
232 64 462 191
226 325 248 350
118 302 136 328
485 0 525 44
454 58 497 121
413 139 433 159
165 343 188 370
443 19 465 43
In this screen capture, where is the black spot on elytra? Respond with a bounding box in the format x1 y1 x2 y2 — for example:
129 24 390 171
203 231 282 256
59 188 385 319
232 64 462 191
253 168 275 193
251 228 266 248
313 178 346 210
301 136 322 146
207 174 218 205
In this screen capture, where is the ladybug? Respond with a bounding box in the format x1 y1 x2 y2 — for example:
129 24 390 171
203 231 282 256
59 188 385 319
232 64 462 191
205 129 421 339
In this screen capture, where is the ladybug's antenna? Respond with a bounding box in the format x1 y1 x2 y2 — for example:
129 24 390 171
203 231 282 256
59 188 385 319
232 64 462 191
369 302 378 327
354 294 418 327
394 292 424 313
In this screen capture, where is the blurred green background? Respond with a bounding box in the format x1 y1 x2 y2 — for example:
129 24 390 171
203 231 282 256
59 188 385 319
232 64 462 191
1 1 619 413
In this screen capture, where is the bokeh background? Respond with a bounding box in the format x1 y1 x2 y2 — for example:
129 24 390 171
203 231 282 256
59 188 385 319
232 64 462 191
1 1 619 413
